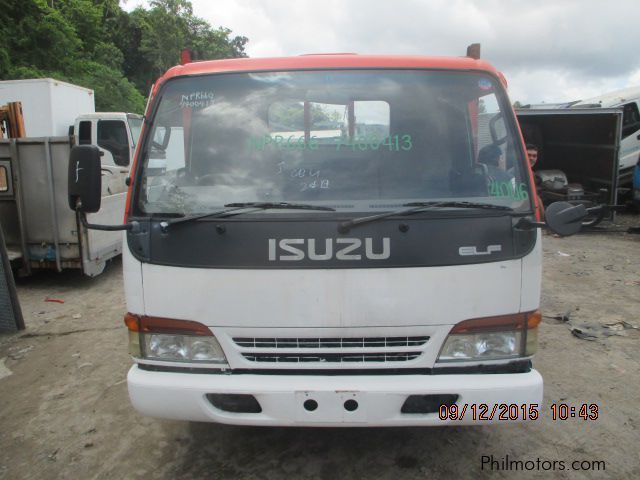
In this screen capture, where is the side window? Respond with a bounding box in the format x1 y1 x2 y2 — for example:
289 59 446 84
622 102 640 139
78 121 92 145
354 101 390 139
267 100 307 145
267 100 390 145
98 120 130 166
309 102 348 144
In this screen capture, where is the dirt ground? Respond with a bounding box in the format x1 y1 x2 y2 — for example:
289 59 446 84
1 215 639 479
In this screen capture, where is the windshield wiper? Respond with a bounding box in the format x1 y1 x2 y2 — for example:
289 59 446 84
224 201 335 211
338 201 514 233
160 202 335 230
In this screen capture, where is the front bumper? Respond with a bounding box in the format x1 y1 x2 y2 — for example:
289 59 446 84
127 365 543 426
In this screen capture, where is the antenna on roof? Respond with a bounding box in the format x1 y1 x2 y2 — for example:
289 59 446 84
466 43 481 60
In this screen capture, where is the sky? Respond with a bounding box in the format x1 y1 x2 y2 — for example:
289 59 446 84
125 0 640 105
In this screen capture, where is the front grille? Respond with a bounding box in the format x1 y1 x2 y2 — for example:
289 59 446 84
242 352 422 363
233 336 429 349
233 336 429 365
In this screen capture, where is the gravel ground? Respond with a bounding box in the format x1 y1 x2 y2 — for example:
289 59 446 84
1 215 639 479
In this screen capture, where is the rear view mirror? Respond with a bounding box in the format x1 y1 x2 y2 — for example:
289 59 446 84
152 125 171 151
489 113 507 145
544 201 587 236
68 145 102 213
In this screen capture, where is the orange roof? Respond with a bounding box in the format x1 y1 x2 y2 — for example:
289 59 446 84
156 54 501 88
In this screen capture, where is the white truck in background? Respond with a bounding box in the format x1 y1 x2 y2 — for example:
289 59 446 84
571 86 640 186
0 78 95 137
0 78 143 169
524 86 640 188
73 112 143 168
0 78 142 276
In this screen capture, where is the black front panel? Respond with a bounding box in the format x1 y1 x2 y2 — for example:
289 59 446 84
128 214 536 269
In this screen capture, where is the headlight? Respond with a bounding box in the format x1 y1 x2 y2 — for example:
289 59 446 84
436 311 540 363
144 334 226 362
125 314 228 364
439 331 522 361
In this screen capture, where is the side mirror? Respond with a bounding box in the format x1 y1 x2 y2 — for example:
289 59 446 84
68 145 102 213
544 201 587 236
152 125 171 151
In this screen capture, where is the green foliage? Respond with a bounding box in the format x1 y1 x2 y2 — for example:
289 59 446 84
0 0 248 113
66 60 146 112
0 48 11 77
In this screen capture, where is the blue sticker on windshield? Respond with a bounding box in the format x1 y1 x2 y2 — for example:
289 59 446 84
478 78 492 90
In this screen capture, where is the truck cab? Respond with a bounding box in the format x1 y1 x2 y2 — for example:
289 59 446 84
73 54 553 426
74 112 143 168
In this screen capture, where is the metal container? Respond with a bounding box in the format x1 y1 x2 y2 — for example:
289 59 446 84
0 136 127 276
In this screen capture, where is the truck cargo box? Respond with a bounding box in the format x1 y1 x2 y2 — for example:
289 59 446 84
0 137 127 276
0 78 95 137
516 108 622 205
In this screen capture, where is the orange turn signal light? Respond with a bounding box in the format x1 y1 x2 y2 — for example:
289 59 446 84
450 310 541 334
124 312 140 332
526 310 542 329
124 313 212 336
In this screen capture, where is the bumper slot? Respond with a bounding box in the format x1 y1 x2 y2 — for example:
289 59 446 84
206 393 262 413
401 394 459 414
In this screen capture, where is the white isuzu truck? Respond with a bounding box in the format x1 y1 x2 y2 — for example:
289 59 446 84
67 53 588 426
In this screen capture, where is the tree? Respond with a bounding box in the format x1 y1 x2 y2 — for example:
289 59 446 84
0 0 248 113
122 0 247 92
67 60 146 112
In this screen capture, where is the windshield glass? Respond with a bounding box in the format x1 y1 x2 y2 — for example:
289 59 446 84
139 70 532 215
127 115 143 146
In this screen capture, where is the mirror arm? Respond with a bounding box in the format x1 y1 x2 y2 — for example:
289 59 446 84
514 217 546 230
76 208 139 232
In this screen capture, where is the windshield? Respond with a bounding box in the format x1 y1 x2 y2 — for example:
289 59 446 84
127 115 143 146
138 69 532 215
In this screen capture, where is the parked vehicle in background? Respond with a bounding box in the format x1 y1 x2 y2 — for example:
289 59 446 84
0 79 140 276
633 157 640 209
521 86 640 195
73 112 143 167
0 78 95 137
0 137 128 277
0 78 142 165
571 86 640 187
515 108 622 223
